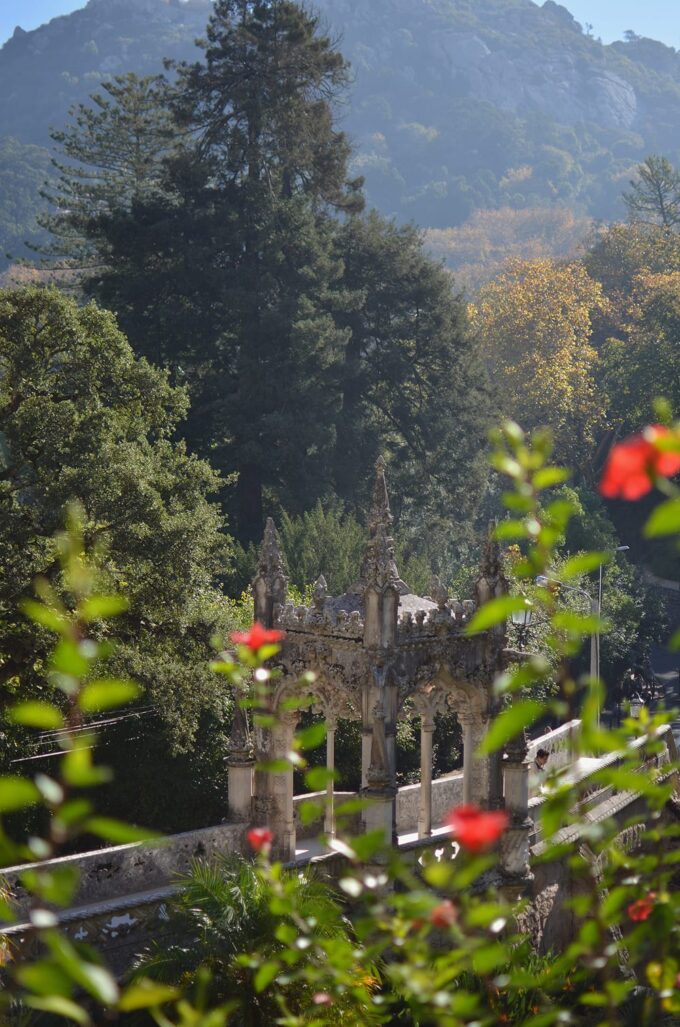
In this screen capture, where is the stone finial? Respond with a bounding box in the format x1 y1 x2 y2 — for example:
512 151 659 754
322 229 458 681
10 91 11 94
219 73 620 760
352 456 409 595
312 574 327 611
253 517 288 625
429 575 449 611
368 455 393 532
475 520 508 606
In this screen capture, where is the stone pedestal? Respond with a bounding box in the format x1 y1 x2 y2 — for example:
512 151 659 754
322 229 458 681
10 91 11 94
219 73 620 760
227 760 254 821
361 788 397 846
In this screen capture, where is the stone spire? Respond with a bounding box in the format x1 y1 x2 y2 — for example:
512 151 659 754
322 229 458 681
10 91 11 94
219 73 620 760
352 456 408 595
253 517 288 626
475 520 508 606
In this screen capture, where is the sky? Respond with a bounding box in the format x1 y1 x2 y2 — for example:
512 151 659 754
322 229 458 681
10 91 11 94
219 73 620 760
1 0 680 49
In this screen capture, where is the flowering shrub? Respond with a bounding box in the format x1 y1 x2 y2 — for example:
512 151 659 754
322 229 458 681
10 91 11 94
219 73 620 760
1 419 679 1026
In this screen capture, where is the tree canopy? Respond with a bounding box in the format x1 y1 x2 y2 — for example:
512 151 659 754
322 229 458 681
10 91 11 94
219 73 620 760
0 286 232 757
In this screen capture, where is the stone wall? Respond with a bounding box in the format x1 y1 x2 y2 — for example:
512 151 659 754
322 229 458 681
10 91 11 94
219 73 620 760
3 821 247 919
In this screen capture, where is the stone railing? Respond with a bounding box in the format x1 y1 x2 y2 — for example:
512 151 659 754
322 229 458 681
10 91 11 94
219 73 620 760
527 719 581 775
2 821 247 921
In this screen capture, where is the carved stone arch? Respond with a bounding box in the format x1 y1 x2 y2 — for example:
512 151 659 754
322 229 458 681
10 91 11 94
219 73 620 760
272 666 360 726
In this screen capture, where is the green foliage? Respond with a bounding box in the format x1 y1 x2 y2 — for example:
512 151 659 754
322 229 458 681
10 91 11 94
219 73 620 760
278 502 364 594
129 854 380 1025
0 285 233 764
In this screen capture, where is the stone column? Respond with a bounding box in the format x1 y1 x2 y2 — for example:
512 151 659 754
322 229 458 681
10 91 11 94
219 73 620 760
269 710 298 862
226 698 253 821
361 698 395 846
499 730 533 897
460 712 488 806
324 717 337 838
418 714 434 838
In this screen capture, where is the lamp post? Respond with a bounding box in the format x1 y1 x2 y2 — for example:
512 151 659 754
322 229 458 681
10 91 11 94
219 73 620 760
597 546 629 683
511 605 533 650
536 574 598 684
537 544 630 725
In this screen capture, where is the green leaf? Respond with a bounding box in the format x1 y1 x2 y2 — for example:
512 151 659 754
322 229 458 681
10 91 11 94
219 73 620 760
24 996 89 1024
298 800 324 826
51 640 91 677
84 817 159 844
15 961 73 998
552 611 600 634
471 943 507 974
560 552 609 580
79 595 129 621
494 520 529 541
257 759 293 774
645 496 680 537
295 722 327 750
44 932 119 1004
8 701 65 730
0 776 40 813
465 596 531 635
62 748 112 788
669 627 680 652
79 679 141 713
532 467 571 489
479 701 543 755
254 960 280 993
305 766 336 791
21 865 79 907
119 979 181 1011
19 599 67 635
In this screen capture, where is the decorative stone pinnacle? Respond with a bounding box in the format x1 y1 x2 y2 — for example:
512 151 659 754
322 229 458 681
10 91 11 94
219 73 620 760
253 517 288 621
351 456 409 595
369 454 393 532
476 519 508 607
258 517 286 580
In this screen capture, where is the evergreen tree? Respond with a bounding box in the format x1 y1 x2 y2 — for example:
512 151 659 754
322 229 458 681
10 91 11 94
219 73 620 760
40 73 177 267
333 212 491 529
623 155 680 230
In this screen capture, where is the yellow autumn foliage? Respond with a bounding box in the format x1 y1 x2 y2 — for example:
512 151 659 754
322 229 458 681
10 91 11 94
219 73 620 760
472 258 608 467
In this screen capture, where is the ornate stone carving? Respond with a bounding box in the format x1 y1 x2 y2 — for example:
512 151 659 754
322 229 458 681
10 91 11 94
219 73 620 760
227 698 252 765
258 518 288 602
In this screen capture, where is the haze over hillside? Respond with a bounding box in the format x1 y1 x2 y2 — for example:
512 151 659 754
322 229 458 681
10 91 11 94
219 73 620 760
3 0 680 277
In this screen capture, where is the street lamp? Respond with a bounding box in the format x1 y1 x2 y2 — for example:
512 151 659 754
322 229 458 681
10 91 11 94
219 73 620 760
511 605 533 650
535 575 598 685
537 544 630 725
597 546 629 683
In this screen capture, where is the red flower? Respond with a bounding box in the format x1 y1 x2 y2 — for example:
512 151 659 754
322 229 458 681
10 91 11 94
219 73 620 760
429 900 457 928
247 827 273 853
627 893 657 922
599 425 680 500
231 622 285 651
445 804 509 853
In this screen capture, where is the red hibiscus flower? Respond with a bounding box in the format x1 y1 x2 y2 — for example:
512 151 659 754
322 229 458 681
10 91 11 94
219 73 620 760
627 893 657 922
231 622 285 651
247 827 273 853
599 425 680 500
445 804 509 853
429 900 457 928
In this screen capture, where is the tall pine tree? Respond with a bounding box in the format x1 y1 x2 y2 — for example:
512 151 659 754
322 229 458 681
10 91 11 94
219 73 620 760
44 1 491 548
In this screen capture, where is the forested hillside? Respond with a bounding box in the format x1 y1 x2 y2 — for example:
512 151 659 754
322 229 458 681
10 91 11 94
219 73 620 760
4 0 680 272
